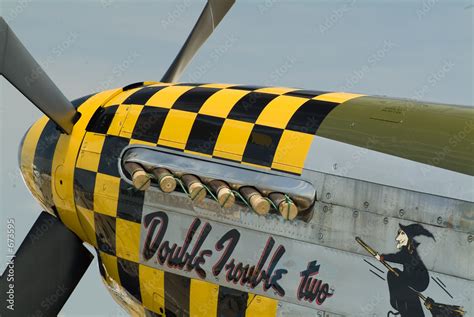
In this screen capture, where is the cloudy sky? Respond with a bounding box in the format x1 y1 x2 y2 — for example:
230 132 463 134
1 0 472 315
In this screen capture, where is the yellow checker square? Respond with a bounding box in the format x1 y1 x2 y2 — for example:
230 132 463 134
213 119 254 160
120 104 144 138
76 205 97 248
104 88 141 106
146 85 194 108
115 218 141 262
107 104 130 136
94 193 119 217
184 149 212 159
190 280 218 317
272 130 314 171
242 161 271 171
81 132 106 153
99 251 120 282
21 117 48 201
158 109 197 149
76 133 106 171
198 88 249 118
139 265 165 314
144 81 167 87
129 139 156 147
158 139 185 150
256 95 308 129
271 162 302 174
315 92 365 103
21 116 48 173
255 87 298 95
246 294 278 317
76 149 101 172
212 150 241 162
94 173 120 217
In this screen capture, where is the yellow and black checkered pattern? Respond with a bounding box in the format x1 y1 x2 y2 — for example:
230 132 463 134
97 257 279 317
67 82 363 316
79 82 363 174
69 82 363 316
19 81 363 316
19 92 101 215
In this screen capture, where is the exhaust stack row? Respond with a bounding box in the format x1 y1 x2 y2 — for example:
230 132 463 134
124 162 299 220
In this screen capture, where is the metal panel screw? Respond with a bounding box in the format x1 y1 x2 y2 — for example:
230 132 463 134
383 217 389 224
437 217 443 225
399 209 405 217
323 205 329 213
363 201 369 208
353 210 359 218
326 192 331 199
319 233 324 240
468 235 473 243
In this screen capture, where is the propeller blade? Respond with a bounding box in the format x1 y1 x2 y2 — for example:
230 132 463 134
161 0 235 82
0 211 94 316
0 17 78 134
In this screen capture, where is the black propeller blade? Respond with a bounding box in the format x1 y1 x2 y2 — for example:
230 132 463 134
0 17 78 134
0 212 94 316
161 0 235 83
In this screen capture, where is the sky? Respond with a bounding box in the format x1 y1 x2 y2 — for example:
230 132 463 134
0 0 472 315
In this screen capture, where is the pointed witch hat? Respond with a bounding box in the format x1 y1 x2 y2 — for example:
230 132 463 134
399 223 436 241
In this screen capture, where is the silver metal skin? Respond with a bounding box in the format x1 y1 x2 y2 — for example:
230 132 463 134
0 17 77 134
161 0 235 83
116 143 472 316
139 176 472 316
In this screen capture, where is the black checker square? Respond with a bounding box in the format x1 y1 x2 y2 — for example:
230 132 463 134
94 212 116 255
216 286 249 317
34 120 61 205
98 135 130 177
229 84 267 91
164 272 190 316
74 168 96 210
123 86 167 105
172 87 220 113
227 92 277 123
185 114 225 155
34 120 61 176
117 179 145 223
117 258 141 302
286 99 339 135
242 124 284 167
86 105 119 134
132 106 169 143
284 89 328 99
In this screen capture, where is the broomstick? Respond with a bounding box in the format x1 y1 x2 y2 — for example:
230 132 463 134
355 237 465 317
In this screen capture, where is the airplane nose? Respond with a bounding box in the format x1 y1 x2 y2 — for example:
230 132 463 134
18 117 61 215
18 122 43 209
